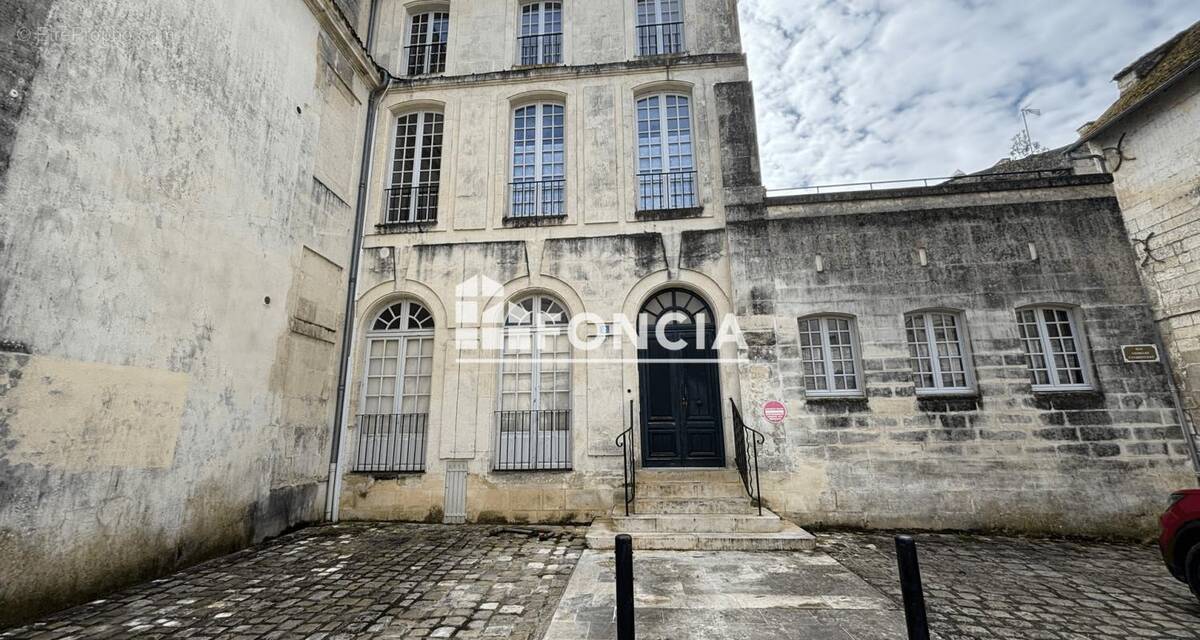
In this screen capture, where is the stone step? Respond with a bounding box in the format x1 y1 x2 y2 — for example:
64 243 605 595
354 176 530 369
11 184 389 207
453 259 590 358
586 518 817 551
636 469 744 484
610 510 787 533
635 480 748 499
633 497 760 514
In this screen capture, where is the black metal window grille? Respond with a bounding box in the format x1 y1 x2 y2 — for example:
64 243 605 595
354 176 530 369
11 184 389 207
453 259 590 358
518 2 562 65
636 171 698 211
406 11 449 76
494 410 572 471
386 112 443 224
353 413 429 472
635 0 684 56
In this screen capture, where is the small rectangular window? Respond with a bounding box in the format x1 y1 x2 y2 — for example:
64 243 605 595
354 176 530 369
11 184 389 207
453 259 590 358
1016 306 1093 391
798 316 863 397
905 311 973 394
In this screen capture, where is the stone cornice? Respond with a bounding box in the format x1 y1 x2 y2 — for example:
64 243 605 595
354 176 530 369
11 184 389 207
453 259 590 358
302 0 385 87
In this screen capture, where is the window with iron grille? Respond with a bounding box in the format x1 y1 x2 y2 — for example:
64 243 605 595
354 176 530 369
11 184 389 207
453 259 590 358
798 316 863 397
385 112 443 224
518 2 562 66
510 103 566 219
905 311 974 395
636 93 697 211
1016 306 1093 391
496 295 572 470
635 0 684 56
357 300 435 473
406 11 449 76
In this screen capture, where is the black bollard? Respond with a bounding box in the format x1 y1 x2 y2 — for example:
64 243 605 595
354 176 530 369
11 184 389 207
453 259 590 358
894 535 930 640
615 534 635 640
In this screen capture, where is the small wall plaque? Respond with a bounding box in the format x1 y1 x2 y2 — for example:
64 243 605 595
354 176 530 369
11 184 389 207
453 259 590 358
1122 344 1160 363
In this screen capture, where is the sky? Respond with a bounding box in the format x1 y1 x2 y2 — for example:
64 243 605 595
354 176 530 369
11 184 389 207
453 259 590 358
738 0 1198 189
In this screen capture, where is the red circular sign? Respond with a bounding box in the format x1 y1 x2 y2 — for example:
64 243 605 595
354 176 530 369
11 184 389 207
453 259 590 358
763 401 787 423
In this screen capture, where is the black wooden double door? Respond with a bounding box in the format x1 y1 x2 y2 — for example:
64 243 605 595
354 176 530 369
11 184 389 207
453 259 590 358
638 329 725 467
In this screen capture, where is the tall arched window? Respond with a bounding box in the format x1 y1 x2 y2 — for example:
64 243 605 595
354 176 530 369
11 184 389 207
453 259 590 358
510 102 566 219
636 93 696 211
636 0 684 56
355 300 435 472
386 111 444 224
518 2 562 65
496 294 572 470
405 9 449 76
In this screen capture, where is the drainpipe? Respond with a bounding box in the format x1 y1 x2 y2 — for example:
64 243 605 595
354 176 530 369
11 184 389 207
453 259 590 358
1153 328 1200 484
326 0 389 521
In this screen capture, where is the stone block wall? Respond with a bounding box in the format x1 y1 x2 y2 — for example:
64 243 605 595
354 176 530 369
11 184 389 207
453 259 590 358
728 176 1196 537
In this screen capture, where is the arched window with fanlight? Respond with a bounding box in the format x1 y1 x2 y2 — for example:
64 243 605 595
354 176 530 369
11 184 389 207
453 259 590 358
495 294 572 470
355 299 435 473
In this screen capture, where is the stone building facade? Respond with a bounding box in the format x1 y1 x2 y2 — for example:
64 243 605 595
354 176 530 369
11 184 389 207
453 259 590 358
0 0 381 625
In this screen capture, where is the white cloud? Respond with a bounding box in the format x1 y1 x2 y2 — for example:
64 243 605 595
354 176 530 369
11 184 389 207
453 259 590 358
739 0 1198 188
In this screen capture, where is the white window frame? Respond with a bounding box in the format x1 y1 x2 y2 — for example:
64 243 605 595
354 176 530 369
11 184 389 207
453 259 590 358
904 310 976 396
1016 305 1094 392
404 9 449 76
361 300 436 416
635 92 697 211
797 315 865 398
518 1 563 66
386 111 444 224
635 0 685 57
510 102 566 218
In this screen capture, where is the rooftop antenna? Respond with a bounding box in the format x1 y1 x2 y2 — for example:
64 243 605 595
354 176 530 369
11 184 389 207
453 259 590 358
1021 106 1042 145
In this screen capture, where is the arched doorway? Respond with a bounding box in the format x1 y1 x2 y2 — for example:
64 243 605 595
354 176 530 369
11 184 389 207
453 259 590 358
638 288 725 467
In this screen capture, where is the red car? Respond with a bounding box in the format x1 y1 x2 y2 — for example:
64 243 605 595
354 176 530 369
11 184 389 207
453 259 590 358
1161 489 1200 600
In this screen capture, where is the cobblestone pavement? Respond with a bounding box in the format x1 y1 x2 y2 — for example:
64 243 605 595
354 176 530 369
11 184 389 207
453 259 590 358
1 523 586 640
819 531 1200 640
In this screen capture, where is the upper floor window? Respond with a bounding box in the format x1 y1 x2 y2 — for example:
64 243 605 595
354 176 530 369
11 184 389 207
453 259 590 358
385 111 443 225
496 294 572 471
798 316 863 398
356 300 435 473
518 2 563 66
636 0 684 57
406 10 449 76
1016 306 1093 391
905 311 974 395
510 103 566 219
636 93 697 211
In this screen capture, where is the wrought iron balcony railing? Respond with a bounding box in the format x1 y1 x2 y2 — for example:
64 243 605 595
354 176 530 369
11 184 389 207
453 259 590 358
508 179 566 220
405 42 447 76
636 170 698 211
494 409 572 471
517 33 563 66
382 185 439 225
636 21 684 57
353 413 428 473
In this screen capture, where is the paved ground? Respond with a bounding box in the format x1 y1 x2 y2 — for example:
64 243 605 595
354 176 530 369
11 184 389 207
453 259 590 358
543 549 905 640
820 531 1200 640
1 523 586 640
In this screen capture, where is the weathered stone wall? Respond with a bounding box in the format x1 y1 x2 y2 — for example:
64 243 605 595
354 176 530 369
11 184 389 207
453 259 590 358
1087 72 1200 473
728 176 1195 537
0 0 374 625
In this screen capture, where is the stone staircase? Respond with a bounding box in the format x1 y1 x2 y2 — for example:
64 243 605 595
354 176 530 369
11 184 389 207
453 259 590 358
586 469 816 551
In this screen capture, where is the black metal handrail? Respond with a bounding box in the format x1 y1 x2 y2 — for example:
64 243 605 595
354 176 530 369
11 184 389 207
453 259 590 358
494 409 572 471
405 42 447 76
766 168 1075 197
615 399 637 516
517 33 563 66
509 178 566 219
353 413 428 473
636 21 684 56
729 399 764 516
636 170 698 211
382 185 439 225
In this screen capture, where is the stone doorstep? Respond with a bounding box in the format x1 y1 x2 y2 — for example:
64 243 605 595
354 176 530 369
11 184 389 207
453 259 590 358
610 508 789 534
585 518 817 551
632 497 761 514
635 480 750 499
